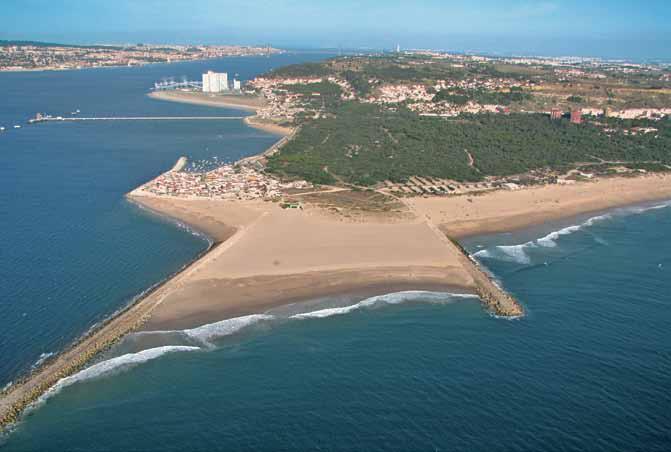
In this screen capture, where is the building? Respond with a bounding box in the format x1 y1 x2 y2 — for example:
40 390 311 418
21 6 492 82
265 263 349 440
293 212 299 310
570 109 582 124
550 108 563 120
202 71 229 93
233 79 241 90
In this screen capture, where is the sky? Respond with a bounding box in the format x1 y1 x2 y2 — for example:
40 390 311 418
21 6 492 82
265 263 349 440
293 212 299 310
1 0 670 59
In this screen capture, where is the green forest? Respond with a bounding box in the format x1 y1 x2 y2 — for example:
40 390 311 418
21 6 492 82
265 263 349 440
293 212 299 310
432 87 532 105
266 104 671 186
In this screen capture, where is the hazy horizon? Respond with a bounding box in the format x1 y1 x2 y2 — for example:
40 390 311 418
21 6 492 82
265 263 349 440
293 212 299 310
2 0 670 61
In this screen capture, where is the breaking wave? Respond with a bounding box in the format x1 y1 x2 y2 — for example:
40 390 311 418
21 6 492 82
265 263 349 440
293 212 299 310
35 346 200 406
134 314 276 349
28 291 479 413
31 352 55 370
183 314 275 347
472 201 671 265
291 291 478 320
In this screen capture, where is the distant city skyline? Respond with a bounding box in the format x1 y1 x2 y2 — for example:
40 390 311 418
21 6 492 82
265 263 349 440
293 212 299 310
2 0 670 60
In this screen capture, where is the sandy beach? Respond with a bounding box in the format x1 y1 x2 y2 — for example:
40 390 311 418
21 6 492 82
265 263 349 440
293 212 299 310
149 90 294 135
5 88 671 430
4 167 671 428
132 196 477 330
408 173 671 238
131 172 671 331
148 90 266 110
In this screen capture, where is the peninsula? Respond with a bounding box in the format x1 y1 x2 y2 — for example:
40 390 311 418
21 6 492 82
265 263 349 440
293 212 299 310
3 50 671 429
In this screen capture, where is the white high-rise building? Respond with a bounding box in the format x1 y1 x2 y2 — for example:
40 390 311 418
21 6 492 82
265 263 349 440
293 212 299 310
202 71 229 93
202 72 211 92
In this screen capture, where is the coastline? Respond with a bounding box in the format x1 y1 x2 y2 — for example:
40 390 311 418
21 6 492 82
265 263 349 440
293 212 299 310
148 90 294 136
407 173 671 238
0 58 211 74
4 168 670 430
5 86 671 431
0 232 220 427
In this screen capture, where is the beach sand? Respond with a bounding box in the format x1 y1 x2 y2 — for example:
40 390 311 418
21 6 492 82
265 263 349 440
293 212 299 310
133 172 671 331
5 170 670 427
133 196 476 330
149 90 294 135
408 173 671 238
148 90 265 110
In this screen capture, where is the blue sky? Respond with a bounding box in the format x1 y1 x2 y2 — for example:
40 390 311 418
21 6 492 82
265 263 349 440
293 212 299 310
1 0 670 59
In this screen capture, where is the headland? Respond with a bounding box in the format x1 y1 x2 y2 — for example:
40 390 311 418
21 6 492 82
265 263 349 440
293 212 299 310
5 49 671 430
4 129 671 429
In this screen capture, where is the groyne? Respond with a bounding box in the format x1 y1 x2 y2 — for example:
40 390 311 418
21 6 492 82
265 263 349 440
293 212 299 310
423 218 524 317
0 127 292 428
237 126 298 166
0 240 219 429
128 156 187 197
447 236 524 317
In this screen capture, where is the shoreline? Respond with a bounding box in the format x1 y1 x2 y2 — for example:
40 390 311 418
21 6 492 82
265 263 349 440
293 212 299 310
4 171 669 430
148 90 294 136
4 158 671 430
407 173 671 239
5 86 671 431
0 52 286 74
0 231 220 428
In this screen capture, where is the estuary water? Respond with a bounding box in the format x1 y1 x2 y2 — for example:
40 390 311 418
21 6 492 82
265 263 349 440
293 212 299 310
2 56 671 451
0 52 333 388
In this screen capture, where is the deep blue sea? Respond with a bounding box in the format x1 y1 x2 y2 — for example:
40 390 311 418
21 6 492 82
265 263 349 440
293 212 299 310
2 56 671 452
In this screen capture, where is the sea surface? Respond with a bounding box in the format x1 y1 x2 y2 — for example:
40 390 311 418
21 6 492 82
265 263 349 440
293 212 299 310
2 57 671 451
0 52 334 388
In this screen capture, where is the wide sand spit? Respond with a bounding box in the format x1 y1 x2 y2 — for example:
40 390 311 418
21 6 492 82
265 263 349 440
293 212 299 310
4 92 671 429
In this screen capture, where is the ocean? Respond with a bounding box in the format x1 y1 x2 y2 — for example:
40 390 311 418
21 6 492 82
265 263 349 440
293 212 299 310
2 57 671 451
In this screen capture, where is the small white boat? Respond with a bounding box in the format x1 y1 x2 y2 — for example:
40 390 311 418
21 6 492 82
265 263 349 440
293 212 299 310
14 125 21 129
0 127 5 132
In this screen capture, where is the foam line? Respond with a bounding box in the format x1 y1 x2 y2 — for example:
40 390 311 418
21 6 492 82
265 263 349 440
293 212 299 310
291 291 478 320
35 346 200 406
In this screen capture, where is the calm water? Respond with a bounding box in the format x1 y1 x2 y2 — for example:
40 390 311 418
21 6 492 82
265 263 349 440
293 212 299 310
2 56 671 451
0 52 334 387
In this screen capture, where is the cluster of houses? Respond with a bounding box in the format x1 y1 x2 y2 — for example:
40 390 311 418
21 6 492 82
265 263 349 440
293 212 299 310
138 164 311 201
362 77 532 117
1 44 278 72
247 76 355 123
